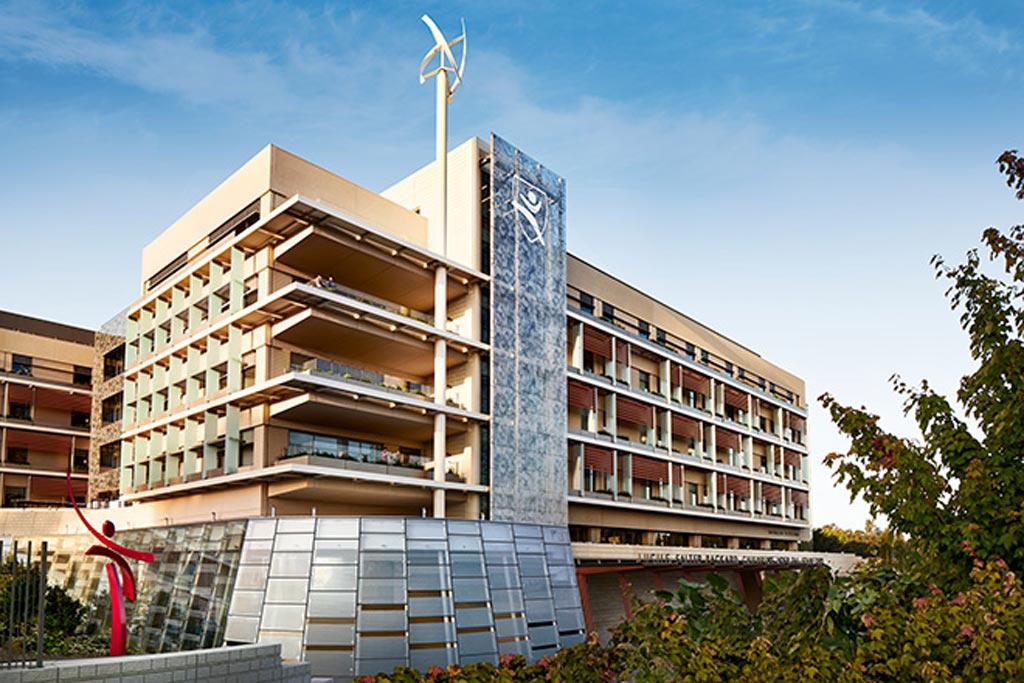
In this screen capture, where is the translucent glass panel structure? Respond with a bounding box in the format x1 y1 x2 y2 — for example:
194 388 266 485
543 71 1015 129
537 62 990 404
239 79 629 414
225 517 585 680
488 135 569 526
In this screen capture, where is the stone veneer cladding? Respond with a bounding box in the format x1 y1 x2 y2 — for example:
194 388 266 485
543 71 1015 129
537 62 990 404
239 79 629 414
487 135 568 526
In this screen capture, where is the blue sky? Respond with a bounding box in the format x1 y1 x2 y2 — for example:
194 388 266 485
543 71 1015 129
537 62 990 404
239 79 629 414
1 0 1021 528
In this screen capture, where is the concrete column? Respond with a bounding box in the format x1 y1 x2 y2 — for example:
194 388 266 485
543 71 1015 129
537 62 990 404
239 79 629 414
690 534 702 548
759 539 771 550
641 531 658 546
570 322 584 369
586 527 601 543
727 537 740 550
659 359 671 400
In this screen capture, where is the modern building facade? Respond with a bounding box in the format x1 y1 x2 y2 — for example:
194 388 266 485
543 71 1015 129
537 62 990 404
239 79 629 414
96 135 808 551
0 310 94 506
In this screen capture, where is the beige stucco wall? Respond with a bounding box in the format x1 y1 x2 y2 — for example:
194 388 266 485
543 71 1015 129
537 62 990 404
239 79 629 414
382 137 484 270
141 145 428 286
0 328 93 374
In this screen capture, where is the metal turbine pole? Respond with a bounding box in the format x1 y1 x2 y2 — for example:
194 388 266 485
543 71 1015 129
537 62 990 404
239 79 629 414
420 15 465 519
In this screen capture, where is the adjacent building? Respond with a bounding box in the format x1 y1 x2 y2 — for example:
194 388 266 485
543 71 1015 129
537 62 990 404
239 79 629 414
0 310 94 506
97 136 809 549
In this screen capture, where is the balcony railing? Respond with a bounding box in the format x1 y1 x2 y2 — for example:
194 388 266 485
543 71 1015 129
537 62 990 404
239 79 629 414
291 357 469 411
279 446 466 483
309 277 431 324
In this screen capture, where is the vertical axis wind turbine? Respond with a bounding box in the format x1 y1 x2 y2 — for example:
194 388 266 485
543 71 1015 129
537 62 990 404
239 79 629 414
419 15 466 518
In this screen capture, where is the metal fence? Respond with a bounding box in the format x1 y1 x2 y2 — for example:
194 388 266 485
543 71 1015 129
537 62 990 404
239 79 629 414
0 539 47 669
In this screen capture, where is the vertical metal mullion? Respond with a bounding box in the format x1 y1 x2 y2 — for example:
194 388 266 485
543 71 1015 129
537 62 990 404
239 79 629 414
36 542 46 668
9 540 18 668
22 541 31 668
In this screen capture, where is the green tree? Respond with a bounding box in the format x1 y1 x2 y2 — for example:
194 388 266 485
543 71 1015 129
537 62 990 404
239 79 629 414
820 150 1024 586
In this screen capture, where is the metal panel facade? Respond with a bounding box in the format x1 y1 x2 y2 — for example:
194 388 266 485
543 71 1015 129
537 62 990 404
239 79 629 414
488 135 568 526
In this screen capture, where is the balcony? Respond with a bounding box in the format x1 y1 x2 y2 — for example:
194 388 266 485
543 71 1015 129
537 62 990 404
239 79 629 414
278 445 454 481
290 357 452 406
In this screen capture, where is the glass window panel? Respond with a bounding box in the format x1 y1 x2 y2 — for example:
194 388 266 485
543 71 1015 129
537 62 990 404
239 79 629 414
519 556 548 577
456 630 496 656
553 586 581 609
260 604 305 631
228 590 264 617
528 624 558 647
481 523 513 541
360 552 406 578
556 609 585 632
273 533 313 552
358 578 407 604
357 607 407 632
317 518 359 538
514 538 545 555
450 553 485 578
362 518 405 533
513 524 542 538
522 577 553 600
239 540 273 565
305 591 356 618
305 622 355 646
313 540 359 564
548 565 575 587
447 520 480 536
494 615 528 639
452 578 489 603
310 565 358 590
355 635 409 660
234 565 268 590
497 638 530 658
409 596 454 618
542 527 569 544
269 553 311 578
407 547 449 565
224 615 259 643
544 545 573 566
277 518 316 533
288 430 314 451
524 599 555 624
491 589 525 614
410 647 457 671
409 621 456 645
408 565 451 591
246 519 277 539
483 541 515 556
305 650 354 677
447 535 482 552
559 631 586 648
455 606 493 629
360 533 405 551
486 565 521 590
313 434 340 456
265 578 309 604
406 519 447 539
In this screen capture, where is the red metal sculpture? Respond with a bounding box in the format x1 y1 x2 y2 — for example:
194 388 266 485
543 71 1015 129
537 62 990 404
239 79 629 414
66 470 155 656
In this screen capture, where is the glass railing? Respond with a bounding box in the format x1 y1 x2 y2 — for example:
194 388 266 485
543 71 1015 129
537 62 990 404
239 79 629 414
282 444 429 470
292 357 470 410
308 278 431 324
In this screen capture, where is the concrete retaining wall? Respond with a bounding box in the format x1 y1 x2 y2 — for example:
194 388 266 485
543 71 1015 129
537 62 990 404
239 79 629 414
0 643 309 683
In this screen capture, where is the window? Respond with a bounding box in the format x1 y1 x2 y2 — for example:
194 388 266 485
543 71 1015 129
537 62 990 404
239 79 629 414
102 395 122 424
71 411 90 428
6 447 29 464
73 449 89 472
11 354 32 375
637 320 649 339
73 365 92 386
601 302 615 323
100 442 119 469
655 327 667 346
3 487 26 507
579 292 594 315
240 429 255 467
104 345 125 379
685 342 695 359
8 402 30 421
637 370 651 392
